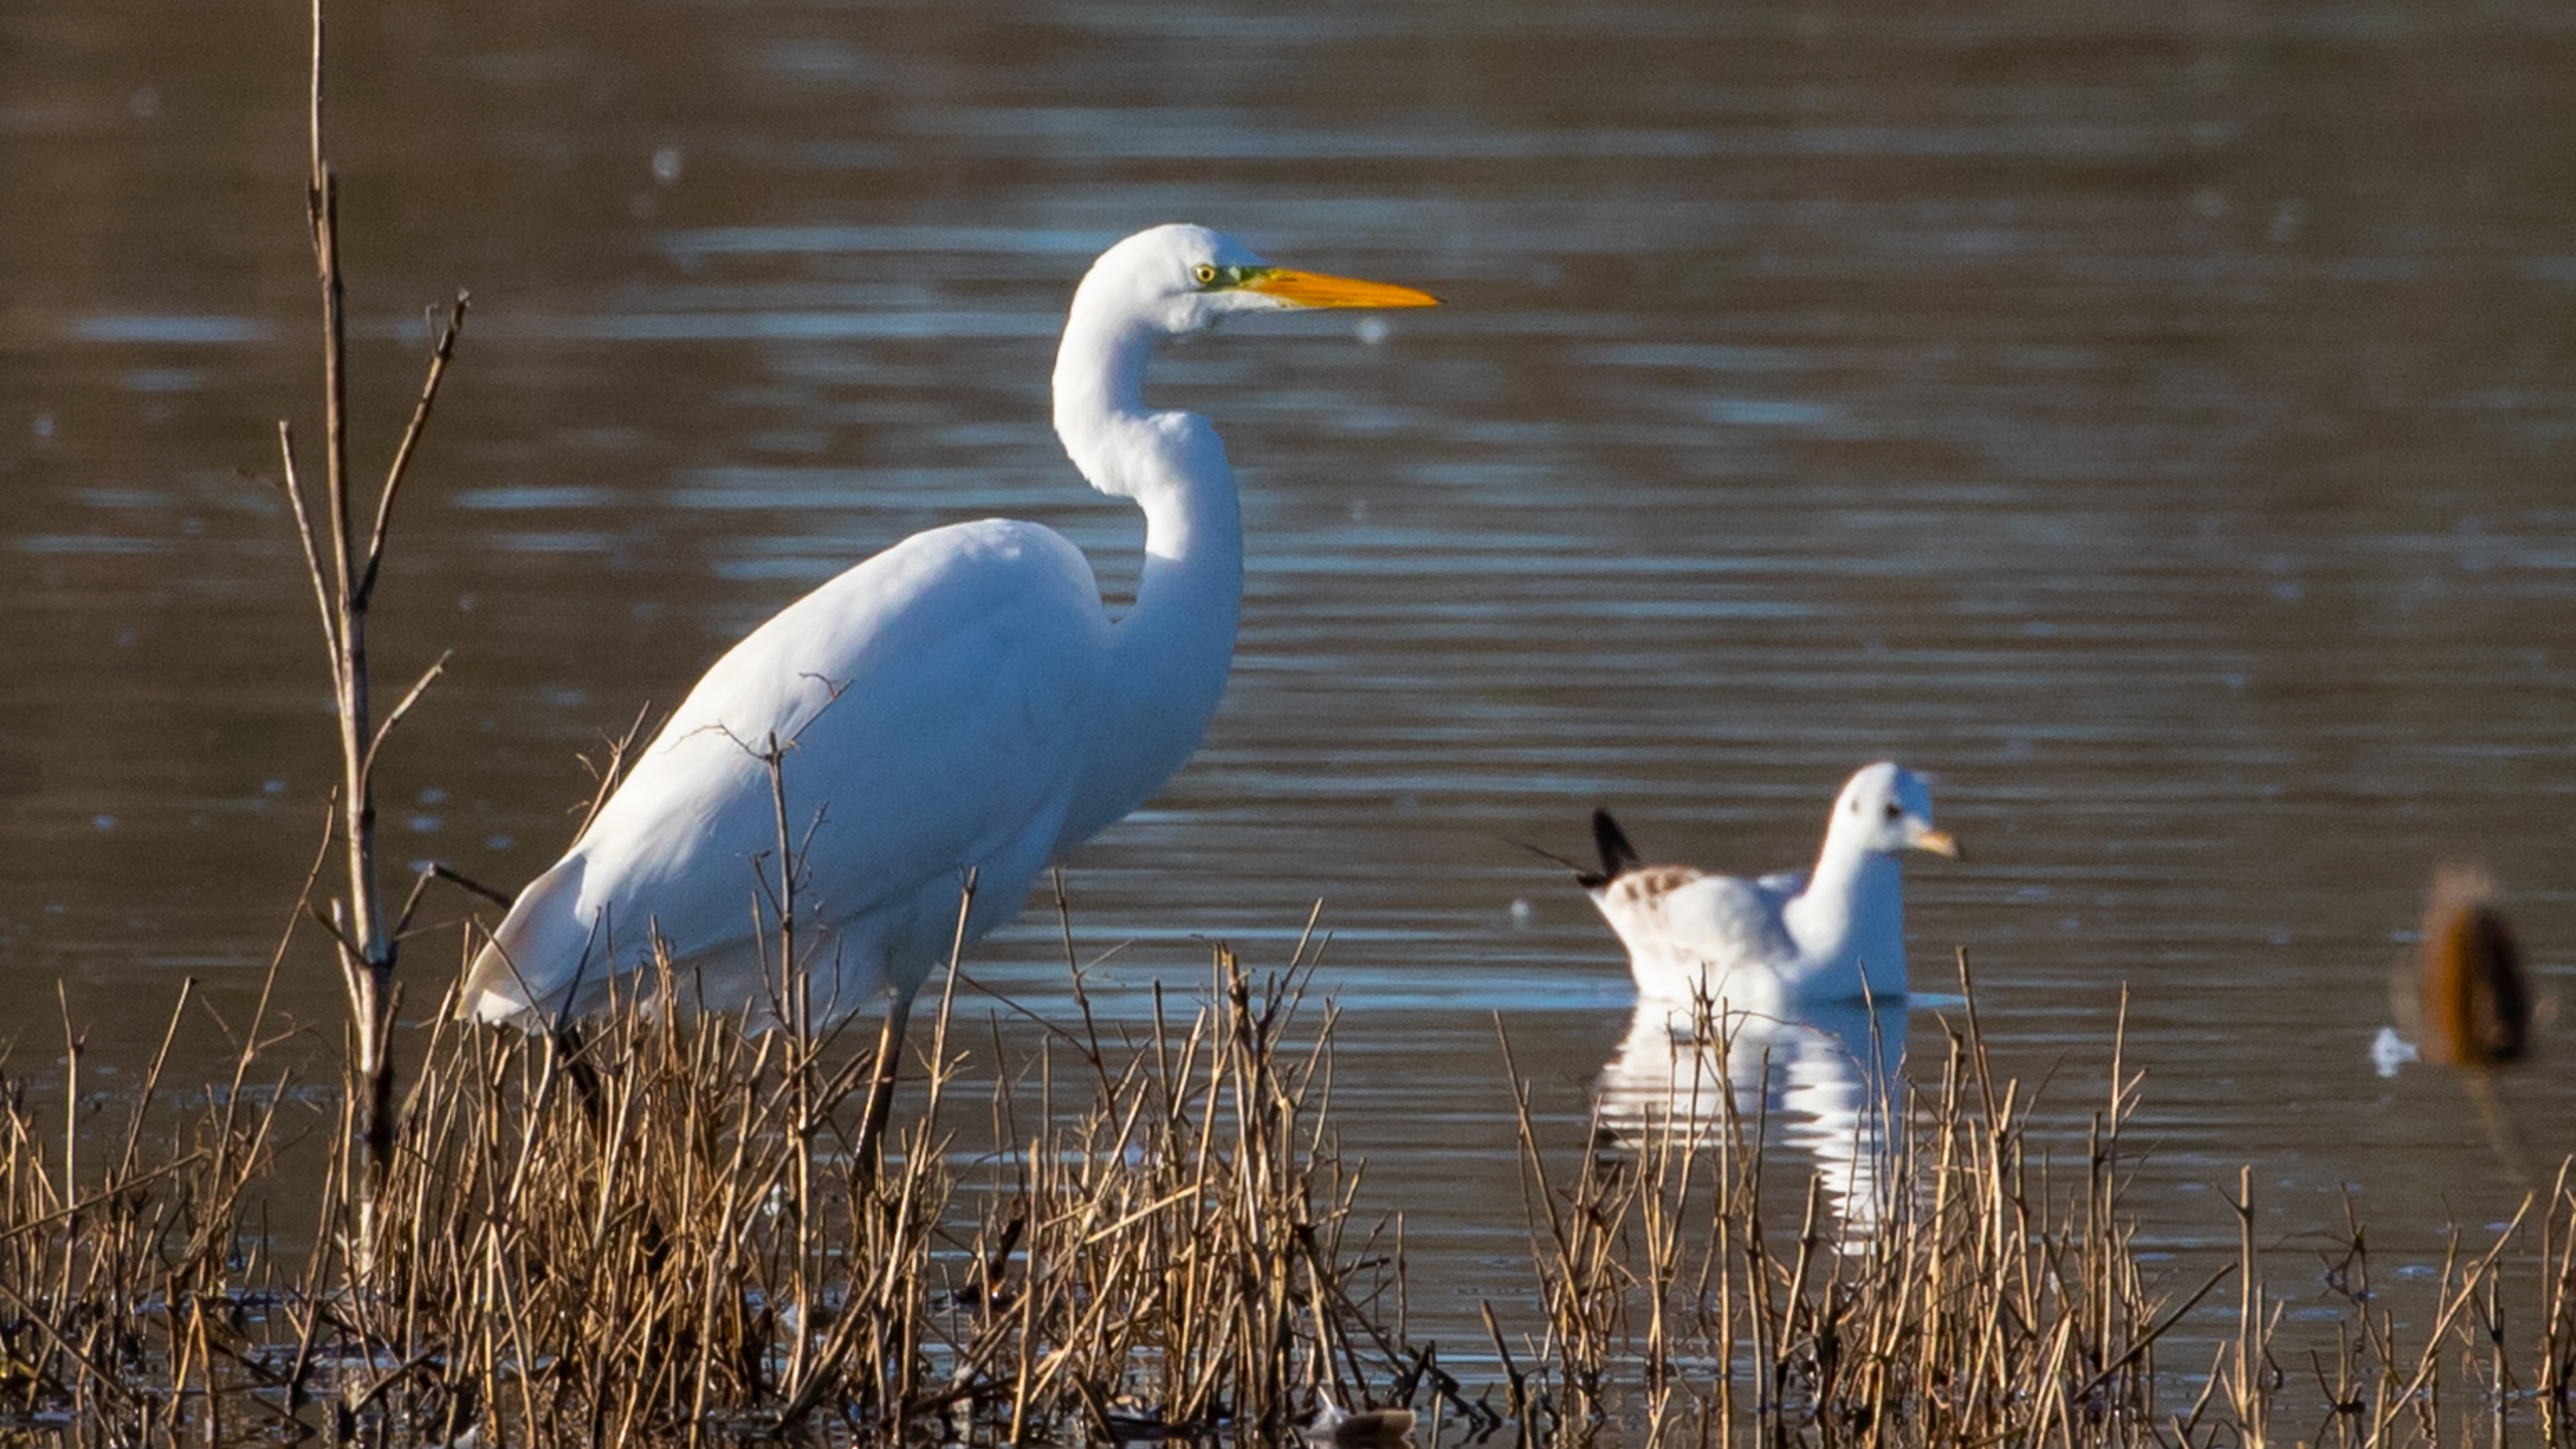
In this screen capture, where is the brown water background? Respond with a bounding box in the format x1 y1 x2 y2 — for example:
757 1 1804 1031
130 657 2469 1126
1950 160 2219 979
7 0 2576 1376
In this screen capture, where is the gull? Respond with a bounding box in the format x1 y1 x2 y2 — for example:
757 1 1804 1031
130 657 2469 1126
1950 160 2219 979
1573 762 1957 1010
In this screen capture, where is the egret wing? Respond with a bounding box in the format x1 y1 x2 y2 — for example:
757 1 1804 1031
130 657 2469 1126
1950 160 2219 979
468 519 1108 1012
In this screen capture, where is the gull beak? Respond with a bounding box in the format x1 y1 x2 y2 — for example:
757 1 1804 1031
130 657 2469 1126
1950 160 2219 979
1910 827 1962 861
1240 268 1442 309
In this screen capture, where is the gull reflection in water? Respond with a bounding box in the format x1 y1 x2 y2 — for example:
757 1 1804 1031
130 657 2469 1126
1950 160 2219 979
1594 994 1909 1239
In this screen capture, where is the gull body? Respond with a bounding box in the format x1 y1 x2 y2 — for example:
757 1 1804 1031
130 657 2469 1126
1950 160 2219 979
460 225 1436 1027
1575 762 1957 1010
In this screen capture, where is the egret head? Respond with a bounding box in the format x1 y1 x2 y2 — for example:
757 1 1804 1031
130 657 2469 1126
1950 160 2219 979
1831 762 1960 861
1075 223 1440 337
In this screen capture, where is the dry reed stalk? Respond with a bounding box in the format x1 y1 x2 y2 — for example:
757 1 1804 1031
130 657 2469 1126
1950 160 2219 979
2543 1161 2576 1438
265 0 477 1286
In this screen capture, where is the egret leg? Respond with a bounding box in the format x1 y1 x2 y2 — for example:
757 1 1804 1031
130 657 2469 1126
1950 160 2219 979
853 990 914 1173
550 1021 608 1129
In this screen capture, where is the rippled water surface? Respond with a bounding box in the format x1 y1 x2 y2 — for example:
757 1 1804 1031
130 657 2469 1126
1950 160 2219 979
7 0 2576 1370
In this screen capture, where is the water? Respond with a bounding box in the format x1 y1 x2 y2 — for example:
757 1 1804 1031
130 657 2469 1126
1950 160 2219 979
6 0 2576 1374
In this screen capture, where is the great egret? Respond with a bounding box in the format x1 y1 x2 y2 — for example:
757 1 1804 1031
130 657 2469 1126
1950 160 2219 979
460 224 1438 1028
1571 763 1958 1009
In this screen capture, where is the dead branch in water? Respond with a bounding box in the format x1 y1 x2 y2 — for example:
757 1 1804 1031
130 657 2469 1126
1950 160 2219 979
269 0 470 1261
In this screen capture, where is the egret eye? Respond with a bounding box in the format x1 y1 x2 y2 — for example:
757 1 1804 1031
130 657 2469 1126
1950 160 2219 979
1883 802 1903 821
1193 264 1220 286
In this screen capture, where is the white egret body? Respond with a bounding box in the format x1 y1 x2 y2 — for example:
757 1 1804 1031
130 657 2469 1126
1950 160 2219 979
462 225 1436 1026
1575 763 1958 1010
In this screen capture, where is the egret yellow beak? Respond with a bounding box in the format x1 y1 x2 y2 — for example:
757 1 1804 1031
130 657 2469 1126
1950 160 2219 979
1241 268 1441 309
1911 828 1962 861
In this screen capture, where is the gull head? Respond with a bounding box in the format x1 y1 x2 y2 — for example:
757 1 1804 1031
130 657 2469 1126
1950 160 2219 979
1830 761 1960 861
1074 223 1440 338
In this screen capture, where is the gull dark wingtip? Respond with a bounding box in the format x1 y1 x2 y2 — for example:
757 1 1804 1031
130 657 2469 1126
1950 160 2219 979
1588 808 1642 888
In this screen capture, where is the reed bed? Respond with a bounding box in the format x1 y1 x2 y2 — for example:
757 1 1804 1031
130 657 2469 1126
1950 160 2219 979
1502 973 2178 1443
1483 964 2576 1448
0 932 1411 1445
5 945 2575 1446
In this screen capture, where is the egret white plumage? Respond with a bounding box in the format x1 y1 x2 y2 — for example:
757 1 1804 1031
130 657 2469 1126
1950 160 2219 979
1573 763 1958 1010
460 225 1437 1028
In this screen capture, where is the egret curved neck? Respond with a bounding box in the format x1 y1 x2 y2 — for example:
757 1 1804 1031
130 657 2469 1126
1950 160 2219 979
1053 304 1157 494
1049 300 1246 612
1050 305 1246 849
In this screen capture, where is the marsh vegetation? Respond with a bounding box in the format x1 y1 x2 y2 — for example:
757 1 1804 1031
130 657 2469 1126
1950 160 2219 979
7 946 2576 1445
